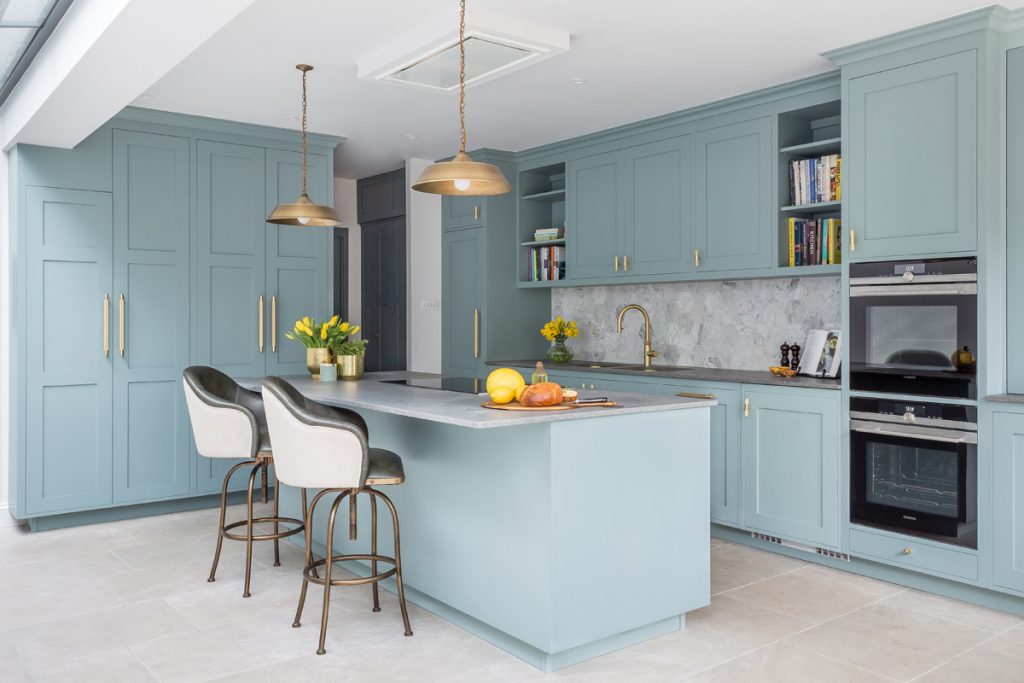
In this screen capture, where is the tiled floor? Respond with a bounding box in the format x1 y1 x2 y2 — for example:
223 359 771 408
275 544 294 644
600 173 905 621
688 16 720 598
2 508 1023 682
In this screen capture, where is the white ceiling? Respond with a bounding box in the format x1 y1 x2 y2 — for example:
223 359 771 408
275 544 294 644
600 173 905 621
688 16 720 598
139 0 1024 178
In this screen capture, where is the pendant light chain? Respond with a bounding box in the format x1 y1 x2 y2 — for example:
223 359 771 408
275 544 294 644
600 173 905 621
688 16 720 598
458 0 467 154
301 66 309 196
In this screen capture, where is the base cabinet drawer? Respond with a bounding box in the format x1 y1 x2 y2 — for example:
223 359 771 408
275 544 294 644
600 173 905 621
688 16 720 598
849 528 978 582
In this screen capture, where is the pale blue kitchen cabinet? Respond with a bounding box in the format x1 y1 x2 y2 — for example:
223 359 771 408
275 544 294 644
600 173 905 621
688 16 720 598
692 117 773 273
1006 46 1024 394
444 194 486 231
24 187 114 515
845 51 978 259
566 151 622 279
993 411 1024 593
111 130 192 504
742 385 841 548
443 226 486 377
676 382 742 527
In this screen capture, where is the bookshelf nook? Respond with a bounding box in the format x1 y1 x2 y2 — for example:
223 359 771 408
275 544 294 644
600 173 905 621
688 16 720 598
518 162 567 286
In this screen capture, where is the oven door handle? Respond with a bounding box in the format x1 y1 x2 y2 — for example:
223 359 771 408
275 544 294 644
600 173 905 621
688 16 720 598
849 283 977 297
850 420 977 444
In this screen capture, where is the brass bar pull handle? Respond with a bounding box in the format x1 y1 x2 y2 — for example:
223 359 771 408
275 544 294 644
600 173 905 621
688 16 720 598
473 308 480 358
271 296 277 352
623 255 630 272
118 294 125 357
103 294 110 358
743 397 750 417
850 228 856 252
258 295 265 353
614 256 620 273
694 249 701 268
473 205 480 221
677 391 716 400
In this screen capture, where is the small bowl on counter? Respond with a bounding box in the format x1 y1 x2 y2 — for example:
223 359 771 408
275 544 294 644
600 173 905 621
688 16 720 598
768 366 798 377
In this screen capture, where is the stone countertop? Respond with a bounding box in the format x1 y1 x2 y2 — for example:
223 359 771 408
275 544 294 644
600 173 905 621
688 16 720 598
489 360 842 390
238 371 715 430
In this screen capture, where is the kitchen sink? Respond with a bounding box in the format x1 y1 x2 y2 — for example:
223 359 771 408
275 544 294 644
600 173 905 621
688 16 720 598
616 364 695 373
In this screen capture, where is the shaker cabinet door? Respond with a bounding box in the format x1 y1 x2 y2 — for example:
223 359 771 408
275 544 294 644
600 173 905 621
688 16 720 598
442 227 485 376
846 51 977 259
112 130 192 504
24 187 114 515
567 151 623 279
993 412 1024 594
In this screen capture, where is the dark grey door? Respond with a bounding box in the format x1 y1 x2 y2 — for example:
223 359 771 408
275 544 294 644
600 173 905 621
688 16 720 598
333 227 348 320
361 216 406 371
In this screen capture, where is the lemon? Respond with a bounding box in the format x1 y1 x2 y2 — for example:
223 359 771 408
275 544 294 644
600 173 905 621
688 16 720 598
486 367 526 395
515 384 527 402
489 386 516 404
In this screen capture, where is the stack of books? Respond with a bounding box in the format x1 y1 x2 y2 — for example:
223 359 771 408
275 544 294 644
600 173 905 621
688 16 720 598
789 154 841 206
533 227 564 242
788 217 842 266
529 245 565 282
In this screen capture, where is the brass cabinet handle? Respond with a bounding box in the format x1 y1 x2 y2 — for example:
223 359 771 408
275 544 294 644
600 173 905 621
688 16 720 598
850 228 856 252
473 308 480 358
694 249 701 268
103 294 110 358
473 205 480 221
271 296 277 352
677 391 716 400
118 293 126 357
623 255 630 272
614 256 620 273
902 546 913 555
743 397 750 417
258 295 265 353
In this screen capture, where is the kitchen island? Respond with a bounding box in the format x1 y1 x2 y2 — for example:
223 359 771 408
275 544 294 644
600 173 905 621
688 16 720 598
240 372 713 672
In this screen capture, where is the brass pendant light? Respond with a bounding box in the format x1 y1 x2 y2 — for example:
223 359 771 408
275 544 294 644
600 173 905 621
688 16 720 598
267 64 342 227
412 0 512 196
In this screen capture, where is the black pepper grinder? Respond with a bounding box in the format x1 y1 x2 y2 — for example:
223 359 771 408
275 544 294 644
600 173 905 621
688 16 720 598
790 343 801 371
780 342 791 368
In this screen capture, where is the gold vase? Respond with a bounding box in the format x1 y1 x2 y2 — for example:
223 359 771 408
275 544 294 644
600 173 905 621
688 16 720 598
336 354 364 381
306 348 332 379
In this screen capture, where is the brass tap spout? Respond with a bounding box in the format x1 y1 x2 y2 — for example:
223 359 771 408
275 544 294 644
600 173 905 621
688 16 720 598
616 304 658 368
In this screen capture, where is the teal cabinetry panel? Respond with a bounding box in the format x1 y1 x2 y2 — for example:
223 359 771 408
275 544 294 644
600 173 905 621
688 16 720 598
112 130 192 503
623 137 692 276
444 195 485 230
265 149 331 376
742 386 840 548
25 187 114 514
993 412 1024 592
846 51 977 259
567 151 621 279
693 118 773 273
442 227 485 376
1007 48 1024 393
675 382 741 527
849 527 977 581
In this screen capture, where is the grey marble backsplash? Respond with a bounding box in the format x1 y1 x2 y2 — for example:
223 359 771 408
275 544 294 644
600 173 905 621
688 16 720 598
551 277 842 370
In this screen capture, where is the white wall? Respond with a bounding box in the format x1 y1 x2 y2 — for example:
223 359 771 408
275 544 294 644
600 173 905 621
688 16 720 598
405 159 443 373
333 178 361 325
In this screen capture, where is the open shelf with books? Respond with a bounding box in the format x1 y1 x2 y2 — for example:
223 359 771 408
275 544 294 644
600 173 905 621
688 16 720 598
777 100 842 273
518 162 568 285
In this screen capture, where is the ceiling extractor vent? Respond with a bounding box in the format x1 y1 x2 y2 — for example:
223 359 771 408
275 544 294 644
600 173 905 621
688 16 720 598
359 12 570 92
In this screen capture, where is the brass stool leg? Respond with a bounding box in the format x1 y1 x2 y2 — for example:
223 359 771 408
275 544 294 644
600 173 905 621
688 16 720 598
370 491 381 613
208 460 250 583
318 491 349 655
376 490 413 636
273 475 281 567
294 488 330 628
243 462 261 598
261 461 269 504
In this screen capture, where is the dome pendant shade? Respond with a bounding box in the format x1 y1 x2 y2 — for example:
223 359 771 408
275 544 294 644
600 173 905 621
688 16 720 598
266 193 342 227
412 151 512 196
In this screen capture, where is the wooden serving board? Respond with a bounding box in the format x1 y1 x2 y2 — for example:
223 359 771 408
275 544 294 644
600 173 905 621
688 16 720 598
481 401 619 412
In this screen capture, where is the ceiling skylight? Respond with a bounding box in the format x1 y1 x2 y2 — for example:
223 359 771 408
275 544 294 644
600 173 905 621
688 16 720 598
0 0 70 106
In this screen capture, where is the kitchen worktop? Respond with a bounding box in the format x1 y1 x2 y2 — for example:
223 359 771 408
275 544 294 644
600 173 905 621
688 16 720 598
238 371 715 429
488 360 842 390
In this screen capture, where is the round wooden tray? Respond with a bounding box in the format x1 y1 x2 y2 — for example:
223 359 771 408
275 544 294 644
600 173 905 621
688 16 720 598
481 401 618 411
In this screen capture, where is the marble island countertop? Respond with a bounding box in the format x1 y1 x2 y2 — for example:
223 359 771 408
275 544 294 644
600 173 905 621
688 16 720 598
238 371 715 429
489 360 842 390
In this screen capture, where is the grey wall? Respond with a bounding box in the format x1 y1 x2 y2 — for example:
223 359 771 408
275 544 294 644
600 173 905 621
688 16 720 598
551 277 841 371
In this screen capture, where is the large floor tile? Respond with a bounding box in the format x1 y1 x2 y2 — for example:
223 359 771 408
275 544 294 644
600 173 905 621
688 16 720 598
788 603 992 681
724 564 902 623
878 589 1022 634
0 573 126 631
15 646 157 682
979 621 1024 659
709 542 806 578
709 561 763 595
684 641 894 682
916 647 1024 682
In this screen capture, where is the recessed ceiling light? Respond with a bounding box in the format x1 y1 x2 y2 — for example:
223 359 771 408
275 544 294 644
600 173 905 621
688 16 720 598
403 134 417 140
285 116 300 122
135 93 153 100
569 78 587 85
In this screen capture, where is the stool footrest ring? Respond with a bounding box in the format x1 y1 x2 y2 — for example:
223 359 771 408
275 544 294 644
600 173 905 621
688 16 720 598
303 554 397 587
222 516 305 542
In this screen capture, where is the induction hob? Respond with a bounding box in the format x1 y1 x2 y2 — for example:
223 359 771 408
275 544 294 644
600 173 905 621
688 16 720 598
380 377 485 394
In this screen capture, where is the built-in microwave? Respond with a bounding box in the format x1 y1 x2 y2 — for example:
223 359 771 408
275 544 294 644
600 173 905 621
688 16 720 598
849 258 977 399
850 397 977 545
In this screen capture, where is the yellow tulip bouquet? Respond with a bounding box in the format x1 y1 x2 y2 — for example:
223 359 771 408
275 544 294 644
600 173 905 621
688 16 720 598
540 315 579 363
285 315 359 349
